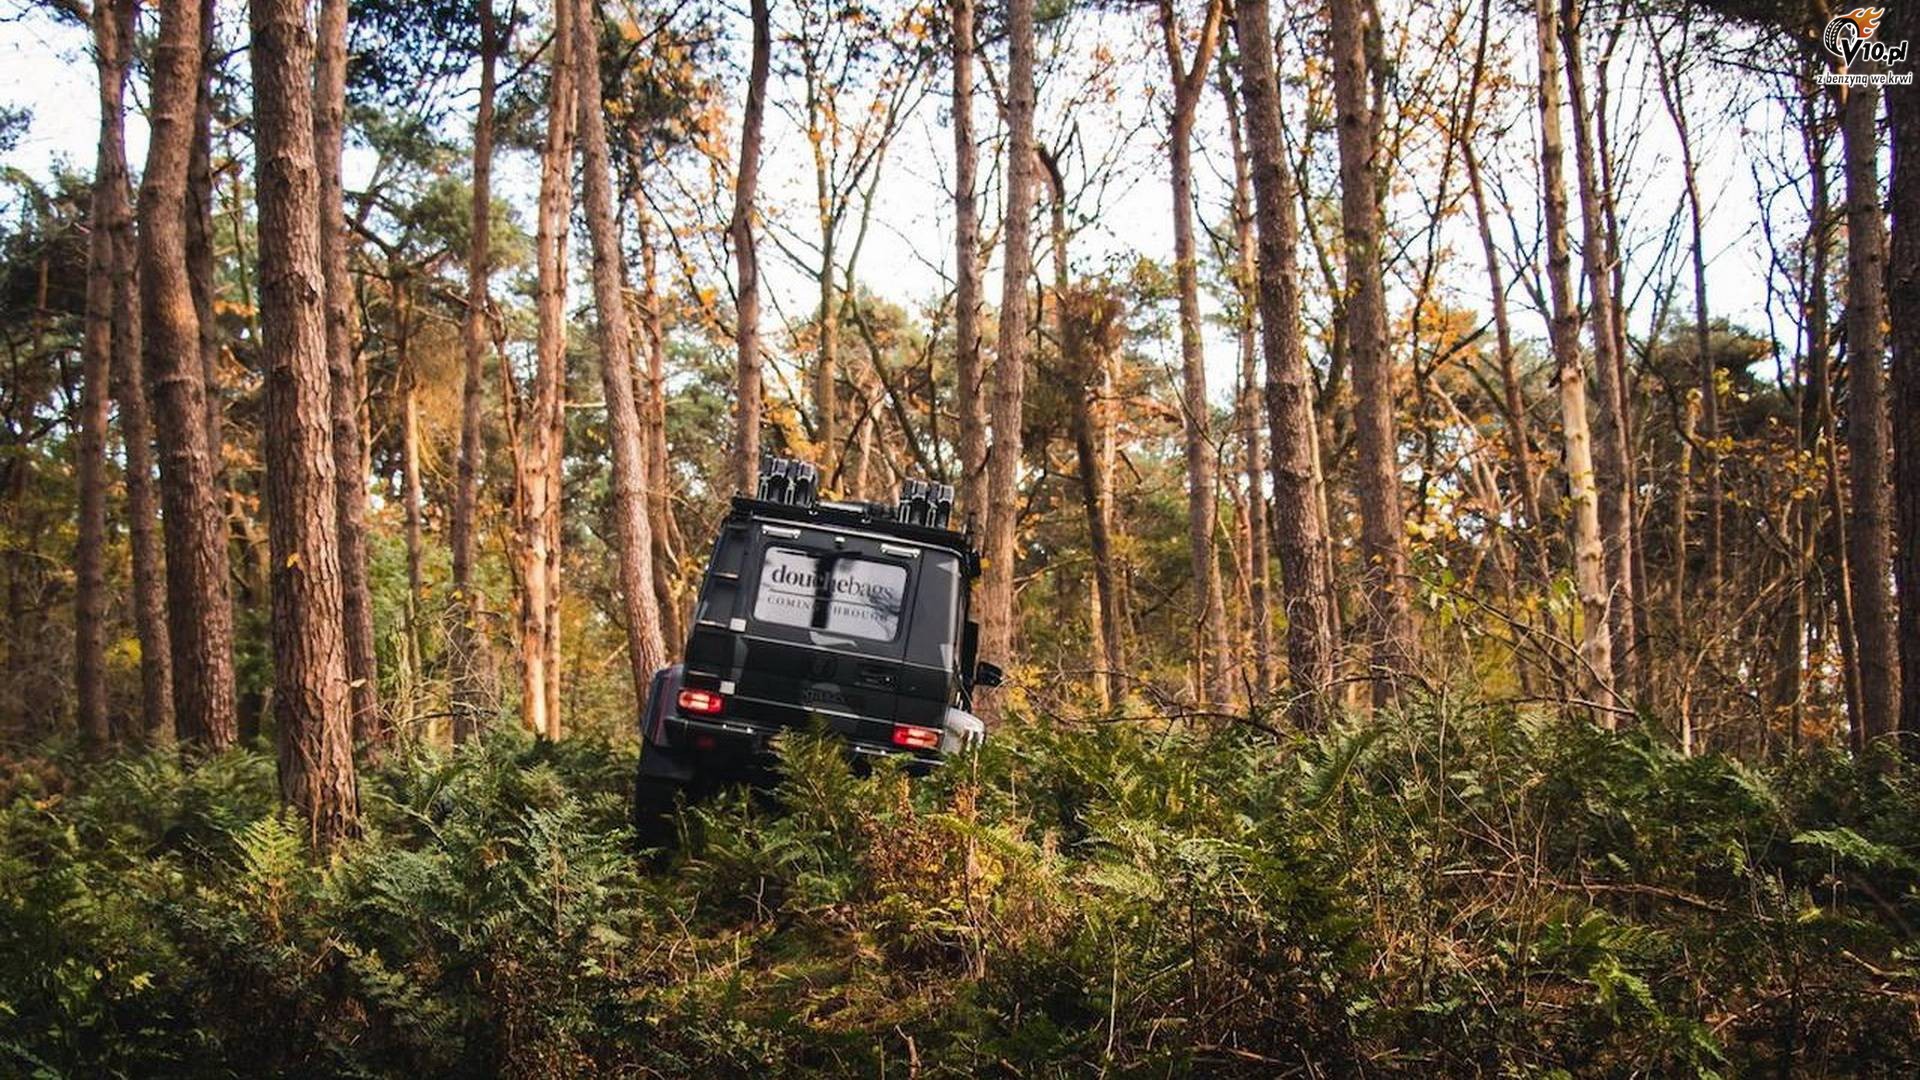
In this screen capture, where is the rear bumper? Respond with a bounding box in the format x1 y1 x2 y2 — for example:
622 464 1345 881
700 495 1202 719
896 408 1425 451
663 714 943 774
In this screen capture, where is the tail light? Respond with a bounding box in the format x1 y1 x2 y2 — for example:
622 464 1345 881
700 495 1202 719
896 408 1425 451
891 724 940 750
677 688 724 716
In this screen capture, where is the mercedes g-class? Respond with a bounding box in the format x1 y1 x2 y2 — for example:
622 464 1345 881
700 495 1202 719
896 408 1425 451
633 458 1000 833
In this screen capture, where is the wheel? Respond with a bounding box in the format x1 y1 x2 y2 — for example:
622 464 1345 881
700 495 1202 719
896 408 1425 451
632 741 700 853
632 770 683 852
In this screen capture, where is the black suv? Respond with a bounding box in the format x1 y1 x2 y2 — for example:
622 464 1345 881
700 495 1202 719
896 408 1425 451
634 459 1000 832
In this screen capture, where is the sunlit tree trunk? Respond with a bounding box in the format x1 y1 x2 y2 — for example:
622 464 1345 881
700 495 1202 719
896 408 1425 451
1158 0 1229 706
1839 80 1898 748
1328 0 1416 702
76 0 135 748
728 0 770 492
396 279 424 707
1219 55 1271 696
574 0 669 700
1533 0 1613 714
142 0 236 750
633 201 682 649
803 46 841 480
1561 0 1638 702
250 0 359 846
451 0 498 741
951 0 987 516
979 0 1035 705
1802 96 1863 737
1037 149 1124 709
107 39 173 741
316 0 382 748
523 0 577 739
1234 0 1333 727
187 0 222 463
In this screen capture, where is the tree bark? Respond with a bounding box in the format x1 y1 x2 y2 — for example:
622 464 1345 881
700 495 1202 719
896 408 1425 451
1064 296 1126 710
1653 29 1720 605
574 0 669 701
142 0 237 750
105 7 173 741
1533 0 1613 713
951 0 987 517
633 200 682 648
77 0 133 748
1462 0 1542 579
523 0 578 738
1037 147 1125 709
728 0 770 492
1803 94 1863 739
1158 0 1230 706
250 0 359 846
1840 80 1899 748
187 0 222 463
451 0 498 741
804 44 841 481
1219 49 1271 697
980 0 1036 701
1887 2 1920 746
1233 0 1333 728
396 279 424 700
1327 0 1416 701
315 0 382 748
1560 0 1638 701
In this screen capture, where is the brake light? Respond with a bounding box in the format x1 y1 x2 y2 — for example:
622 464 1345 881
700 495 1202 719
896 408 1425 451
677 688 724 715
891 724 940 750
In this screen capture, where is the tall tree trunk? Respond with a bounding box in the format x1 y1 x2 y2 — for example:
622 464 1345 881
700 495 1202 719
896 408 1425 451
316 0 381 748
142 0 237 750
1038 149 1124 709
728 0 770 492
1653 29 1720 605
574 0 669 701
633 201 682 648
76 0 134 748
523 0 578 738
1158 0 1229 706
1219 52 1272 696
1327 0 1415 701
1592 23 1652 704
809 80 840 481
1887 3 1920 746
1064 299 1126 710
180 0 223 469
980 0 1036 700
951 0 987 517
1234 0 1333 728
1464 143 1546 566
396 280 424 708
250 0 359 846
1840 81 1898 748
1561 0 1638 702
451 0 498 741
1533 0 1613 713
107 38 173 742
1463 0 1542 577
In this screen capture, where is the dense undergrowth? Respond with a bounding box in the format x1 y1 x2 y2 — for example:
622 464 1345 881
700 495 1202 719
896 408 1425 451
2 702 1917 1077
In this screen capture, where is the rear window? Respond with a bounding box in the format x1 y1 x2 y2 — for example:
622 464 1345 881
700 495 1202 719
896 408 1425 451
752 546 908 642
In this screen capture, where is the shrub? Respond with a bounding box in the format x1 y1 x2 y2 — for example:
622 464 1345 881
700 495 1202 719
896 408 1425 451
1 702 1916 1076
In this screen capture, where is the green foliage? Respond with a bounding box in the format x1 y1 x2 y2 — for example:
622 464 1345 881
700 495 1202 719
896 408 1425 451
2 703 1918 1076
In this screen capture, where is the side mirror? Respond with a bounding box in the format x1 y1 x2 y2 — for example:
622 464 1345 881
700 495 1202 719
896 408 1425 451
973 661 1004 689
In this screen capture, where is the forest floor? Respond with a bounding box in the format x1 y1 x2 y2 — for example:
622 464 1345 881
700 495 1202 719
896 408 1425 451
2 701 1918 1077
